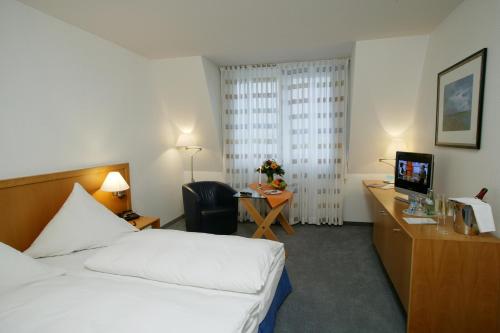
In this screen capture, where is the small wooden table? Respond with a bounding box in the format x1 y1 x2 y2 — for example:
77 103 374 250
129 216 161 230
235 183 295 242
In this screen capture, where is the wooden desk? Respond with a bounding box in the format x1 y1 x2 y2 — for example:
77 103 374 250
235 183 295 242
364 180 500 333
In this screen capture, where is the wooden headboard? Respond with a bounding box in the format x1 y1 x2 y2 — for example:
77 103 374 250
0 163 132 251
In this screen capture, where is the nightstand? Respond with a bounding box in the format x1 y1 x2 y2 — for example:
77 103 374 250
129 216 160 230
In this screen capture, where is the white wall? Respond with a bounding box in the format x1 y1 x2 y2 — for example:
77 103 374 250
151 56 223 180
344 36 429 222
0 0 184 225
348 36 429 174
201 57 223 153
344 173 390 223
412 0 500 237
182 171 224 184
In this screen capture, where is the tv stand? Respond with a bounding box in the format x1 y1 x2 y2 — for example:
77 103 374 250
364 180 500 333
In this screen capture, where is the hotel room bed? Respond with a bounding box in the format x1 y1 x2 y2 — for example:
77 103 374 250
37 246 290 329
0 270 260 333
0 246 291 333
0 164 291 333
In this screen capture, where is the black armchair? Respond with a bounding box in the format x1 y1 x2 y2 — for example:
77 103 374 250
182 181 238 235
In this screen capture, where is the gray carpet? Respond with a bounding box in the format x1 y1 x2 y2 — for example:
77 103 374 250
166 221 406 333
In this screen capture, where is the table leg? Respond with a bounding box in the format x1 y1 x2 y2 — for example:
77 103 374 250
264 199 295 234
241 198 279 241
240 199 265 226
277 212 295 235
252 202 286 240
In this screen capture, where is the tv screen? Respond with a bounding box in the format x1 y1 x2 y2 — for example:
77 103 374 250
395 151 434 196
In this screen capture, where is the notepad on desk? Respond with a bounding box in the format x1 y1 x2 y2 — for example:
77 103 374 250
403 217 437 225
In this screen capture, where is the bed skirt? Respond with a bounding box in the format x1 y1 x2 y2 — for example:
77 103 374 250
258 267 292 333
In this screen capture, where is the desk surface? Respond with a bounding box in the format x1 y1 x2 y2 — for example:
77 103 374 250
364 180 500 243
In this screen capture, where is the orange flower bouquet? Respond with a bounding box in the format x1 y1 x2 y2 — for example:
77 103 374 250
256 159 285 184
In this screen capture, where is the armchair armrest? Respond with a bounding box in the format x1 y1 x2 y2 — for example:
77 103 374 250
182 185 202 231
213 182 238 210
215 182 238 209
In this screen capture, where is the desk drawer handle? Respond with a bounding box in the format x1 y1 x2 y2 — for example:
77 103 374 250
392 228 401 232
379 210 387 215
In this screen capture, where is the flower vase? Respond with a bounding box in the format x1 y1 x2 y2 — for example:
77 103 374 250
267 174 274 184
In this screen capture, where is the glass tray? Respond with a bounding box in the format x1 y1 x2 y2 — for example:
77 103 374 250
402 208 437 217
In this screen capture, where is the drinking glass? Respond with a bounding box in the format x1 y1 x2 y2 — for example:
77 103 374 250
435 194 448 234
415 196 426 216
447 200 455 217
408 194 419 215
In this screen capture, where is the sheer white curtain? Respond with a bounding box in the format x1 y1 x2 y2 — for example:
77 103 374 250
221 60 349 225
281 60 348 225
221 65 281 189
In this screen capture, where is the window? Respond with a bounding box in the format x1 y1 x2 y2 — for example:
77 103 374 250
222 59 349 225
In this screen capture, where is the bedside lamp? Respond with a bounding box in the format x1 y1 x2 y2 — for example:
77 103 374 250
176 133 202 183
101 171 130 198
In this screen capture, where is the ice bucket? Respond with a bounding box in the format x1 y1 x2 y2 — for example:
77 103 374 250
451 201 480 236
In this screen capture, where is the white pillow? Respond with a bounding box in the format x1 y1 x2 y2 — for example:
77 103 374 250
25 183 137 258
0 242 65 294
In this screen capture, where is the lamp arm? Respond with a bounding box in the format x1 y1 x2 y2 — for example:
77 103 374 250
378 158 396 169
189 147 202 156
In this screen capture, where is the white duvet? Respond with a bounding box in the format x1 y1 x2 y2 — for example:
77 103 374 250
0 274 259 333
85 229 284 294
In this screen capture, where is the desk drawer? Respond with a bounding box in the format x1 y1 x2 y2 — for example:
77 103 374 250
384 217 412 311
371 202 412 311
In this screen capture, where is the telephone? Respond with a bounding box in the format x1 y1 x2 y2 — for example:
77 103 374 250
118 210 140 221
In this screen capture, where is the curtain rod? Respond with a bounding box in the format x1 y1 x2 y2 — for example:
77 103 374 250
220 57 350 70
220 64 277 70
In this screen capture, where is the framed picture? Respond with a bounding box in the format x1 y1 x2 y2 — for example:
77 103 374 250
435 48 487 149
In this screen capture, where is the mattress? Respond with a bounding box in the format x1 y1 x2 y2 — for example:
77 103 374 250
38 246 285 323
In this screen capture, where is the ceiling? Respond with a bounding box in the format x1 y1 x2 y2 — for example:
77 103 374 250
18 0 463 65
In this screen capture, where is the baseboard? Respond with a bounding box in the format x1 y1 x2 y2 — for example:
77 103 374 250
161 214 185 229
343 221 373 226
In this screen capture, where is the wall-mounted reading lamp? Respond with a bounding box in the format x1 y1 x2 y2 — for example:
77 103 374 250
378 138 407 183
379 138 407 166
176 133 202 183
100 171 130 198
378 158 396 169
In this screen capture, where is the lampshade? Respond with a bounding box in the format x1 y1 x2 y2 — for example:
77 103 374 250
176 133 197 148
100 172 130 192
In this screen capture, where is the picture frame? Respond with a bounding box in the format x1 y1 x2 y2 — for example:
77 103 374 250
435 48 487 149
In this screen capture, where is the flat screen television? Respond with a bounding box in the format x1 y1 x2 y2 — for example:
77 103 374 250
394 151 434 198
